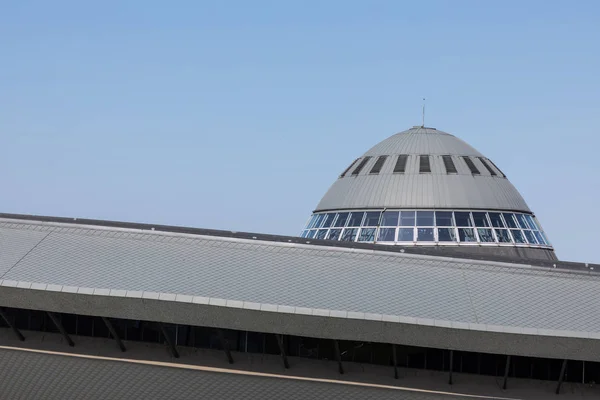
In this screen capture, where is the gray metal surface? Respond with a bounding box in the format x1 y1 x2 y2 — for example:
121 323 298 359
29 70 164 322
1 332 598 400
4 286 600 362
0 227 48 276
0 212 578 269
0 218 598 337
362 127 482 157
315 127 530 212
0 348 466 400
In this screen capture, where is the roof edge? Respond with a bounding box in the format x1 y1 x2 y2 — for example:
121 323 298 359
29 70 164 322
3 285 600 362
0 212 596 273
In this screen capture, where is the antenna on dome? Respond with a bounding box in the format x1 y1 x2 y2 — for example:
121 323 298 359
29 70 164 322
421 98 426 127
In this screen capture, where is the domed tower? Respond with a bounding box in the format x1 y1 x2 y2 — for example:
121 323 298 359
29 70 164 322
301 126 556 261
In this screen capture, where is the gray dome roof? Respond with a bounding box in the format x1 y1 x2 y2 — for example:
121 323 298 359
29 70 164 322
315 126 531 212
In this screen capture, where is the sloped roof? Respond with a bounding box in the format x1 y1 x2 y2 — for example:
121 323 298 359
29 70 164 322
0 215 598 332
0 214 599 361
0 347 507 400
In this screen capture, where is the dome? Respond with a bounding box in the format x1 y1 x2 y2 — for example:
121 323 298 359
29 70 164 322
302 126 556 261
316 126 529 212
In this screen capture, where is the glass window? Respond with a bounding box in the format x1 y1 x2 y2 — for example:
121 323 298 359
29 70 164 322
369 155 387 174
515 214 529 229
400 211 416 226
455 212 473 227
333 212 349 227
340 228 358 241
472 212 490 227
488 213 505 228
495 229 511 243
477 228 495 242
327 229 342 241
397 228 414 241
351 157 372 175
393 155 408 173
417 228 434 241
534 231 547 245
311 214 325 229
525 215 539 230
520 215 532 229
478 157 497 176
462 156 480 174
363 211 381 226
523 230 537 244
416 211 434 226
442 155 457 174
347 212 364 227
438 228 456 242
540 231 550 245
511 229 526 243
458 228 477 242
321 213 336 228
306 209 547 247
306 215 318 229
377 228 396 242
436 211 454 226
502 213 518 228
358 228 376 242
339 158 359 178
419 155 431 173
381 211 399 226
315 229 328 240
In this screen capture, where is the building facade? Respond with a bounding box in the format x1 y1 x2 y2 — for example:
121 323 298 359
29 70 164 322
0 126 598 399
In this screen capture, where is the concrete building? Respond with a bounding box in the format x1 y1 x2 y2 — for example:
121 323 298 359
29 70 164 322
0 126 598 399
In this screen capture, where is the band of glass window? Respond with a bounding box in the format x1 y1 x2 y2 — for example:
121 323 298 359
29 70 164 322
301 210 550 247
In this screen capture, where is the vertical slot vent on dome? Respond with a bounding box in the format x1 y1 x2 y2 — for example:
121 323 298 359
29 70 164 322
477 157 497 176
462 156 480 175
351 156 371 176
487 158 507 178
339 158 359 178
419 155 431 173
442 155 457 174
393 154 408 173
369 155 387 174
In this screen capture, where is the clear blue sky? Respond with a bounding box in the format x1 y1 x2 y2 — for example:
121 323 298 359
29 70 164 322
1 1 599 262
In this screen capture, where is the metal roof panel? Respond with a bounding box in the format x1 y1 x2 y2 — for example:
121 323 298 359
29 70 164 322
0 220 598 335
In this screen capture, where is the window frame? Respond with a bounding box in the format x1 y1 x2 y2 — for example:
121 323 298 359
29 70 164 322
419 155 431 173
301 210 551 248
393 155 409 173
462 156 481 175
369 155 388 174
351 156 372 176
441 155 458 174
478 157 497 176
339 158 360 178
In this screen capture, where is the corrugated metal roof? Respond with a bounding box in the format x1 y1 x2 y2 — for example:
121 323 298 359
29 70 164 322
0 348 515 400
315 127 530 212
362 127 481 157
316 173 529 211
0 218 598 335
